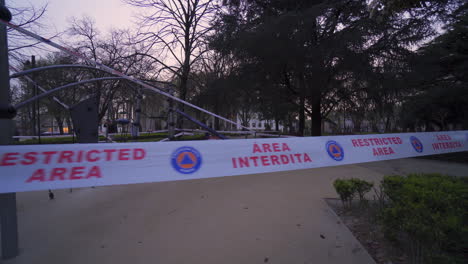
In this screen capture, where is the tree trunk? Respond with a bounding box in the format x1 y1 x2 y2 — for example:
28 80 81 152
55 116 64 135
384 116 391 133
311 87 322 136
298 75 306 136
66 117 73 134
287 116 294 134
425 120 434 132
353 117 362 133
177 22 192 129
177 72 189 128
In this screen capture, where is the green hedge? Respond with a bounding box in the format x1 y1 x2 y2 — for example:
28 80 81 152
333 174 467 263
333 178 374 207
382 174 468 263
14 135 107 145
112 132 168 142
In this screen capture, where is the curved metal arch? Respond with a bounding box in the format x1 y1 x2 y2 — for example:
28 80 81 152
14 77 126 110
9 65 70 109
9 64 115 79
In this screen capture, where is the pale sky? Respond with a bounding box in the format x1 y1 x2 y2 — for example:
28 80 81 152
12 0 138 34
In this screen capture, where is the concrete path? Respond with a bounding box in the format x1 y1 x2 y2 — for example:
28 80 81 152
3 158 467 264
357 157 468 177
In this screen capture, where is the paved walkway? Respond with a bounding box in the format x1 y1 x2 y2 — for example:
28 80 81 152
3 158 467 264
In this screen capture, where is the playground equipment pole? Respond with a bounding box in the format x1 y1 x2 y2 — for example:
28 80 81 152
0 0 19 259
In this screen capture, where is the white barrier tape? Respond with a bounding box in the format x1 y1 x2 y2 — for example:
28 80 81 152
0 19 252 132
1 131 467 193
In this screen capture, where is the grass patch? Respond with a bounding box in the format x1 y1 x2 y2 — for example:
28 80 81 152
14 136 76 145
112 132 168 142
13 135 108 145
176 134 207 141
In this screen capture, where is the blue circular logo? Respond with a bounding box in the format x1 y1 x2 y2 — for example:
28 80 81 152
326 141 344 161
410 136 423 153
171 146 202 174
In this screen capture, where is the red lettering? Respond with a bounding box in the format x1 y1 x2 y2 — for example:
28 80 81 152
232 158 237 168
133 148 146 160
289 154 295 163
250 156 259 166
382 138 389 145
77 150 84 162
86 166 102 178
271 155 280 165
261 156 270 166
1 152 19 166
239 157 249 167
262 144 272 152
358 139 364 147
58 151 74 163
437 135 451 141
21 152 37 165
272 143 281 152
294 153 302 162
383 147 390 155
396 137 402 144
303 153 312 162
70 166 85 180
389 147 395 154
280 155 289 164
378 148 384 155
282 143 291 152
118 149 130 161
351 139 359 147
373 148 379 156
253 143 262 153
103 149 116 161
50 168 67 181
86 150 100 162
26 169 46 182
42 151 57 164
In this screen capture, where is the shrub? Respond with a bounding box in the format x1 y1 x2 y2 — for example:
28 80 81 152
333 178 374 207
350 178 374 202
381 173 468 263
381 175 405 203
333 179 355 207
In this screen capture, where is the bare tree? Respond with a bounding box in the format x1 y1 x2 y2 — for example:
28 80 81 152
6 1 59 64
67 16 157 121
124 0 217 125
